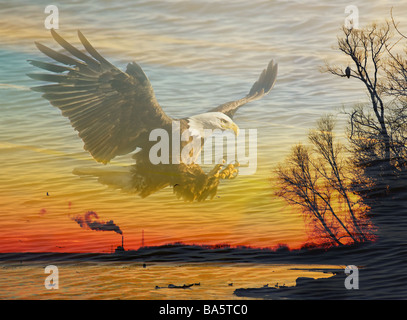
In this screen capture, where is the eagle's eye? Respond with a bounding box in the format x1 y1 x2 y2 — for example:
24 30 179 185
220 118 227 123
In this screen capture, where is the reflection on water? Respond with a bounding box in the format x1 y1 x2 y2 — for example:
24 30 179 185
0 261 339 300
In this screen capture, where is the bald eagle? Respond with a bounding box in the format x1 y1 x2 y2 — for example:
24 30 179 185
28 30 278 201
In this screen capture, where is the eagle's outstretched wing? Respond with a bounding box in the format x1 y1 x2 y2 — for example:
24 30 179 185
210 60 278 118
28 29 172 164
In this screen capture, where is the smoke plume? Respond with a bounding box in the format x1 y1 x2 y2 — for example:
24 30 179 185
72 211 123 235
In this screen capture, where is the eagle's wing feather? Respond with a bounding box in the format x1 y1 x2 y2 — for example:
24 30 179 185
210 59 278 118
28 29 172 164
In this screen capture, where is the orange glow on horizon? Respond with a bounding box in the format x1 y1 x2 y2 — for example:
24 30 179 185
0 196 308 254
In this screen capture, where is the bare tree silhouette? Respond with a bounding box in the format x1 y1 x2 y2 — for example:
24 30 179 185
324 19 407 178
324 23 392 168
275 116 374 246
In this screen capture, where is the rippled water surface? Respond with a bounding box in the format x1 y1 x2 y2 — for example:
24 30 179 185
0 261 340 300
1 0 407 299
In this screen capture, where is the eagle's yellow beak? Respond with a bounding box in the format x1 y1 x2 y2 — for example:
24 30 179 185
230 122 239 136
220 120 239 136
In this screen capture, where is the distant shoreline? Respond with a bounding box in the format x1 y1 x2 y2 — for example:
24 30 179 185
0 241 370 265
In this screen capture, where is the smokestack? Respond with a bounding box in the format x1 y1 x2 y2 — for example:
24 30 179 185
122 235 124 249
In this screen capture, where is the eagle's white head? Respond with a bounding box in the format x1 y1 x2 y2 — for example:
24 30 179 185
187 112 239 138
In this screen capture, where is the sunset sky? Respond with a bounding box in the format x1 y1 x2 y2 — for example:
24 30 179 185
1 0 403 254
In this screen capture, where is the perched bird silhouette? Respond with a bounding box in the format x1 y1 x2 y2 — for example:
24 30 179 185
28 30 278 201
345 66 351 78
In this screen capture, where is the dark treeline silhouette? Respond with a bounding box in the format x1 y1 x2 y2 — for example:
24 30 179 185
276 14 407 247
